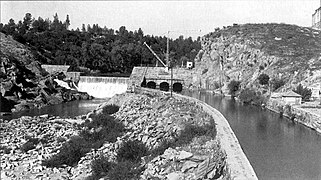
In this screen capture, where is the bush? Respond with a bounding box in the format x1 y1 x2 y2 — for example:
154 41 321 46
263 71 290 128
0 145 11 154
42 136 91 167
293 84 312 101
258 73 270 85
227 80 241 96
117 140 148 163
20 137 39 152
239 88 265 105
91 155 114 177
102 104 119 115
271 78 286 91
106 160 141 180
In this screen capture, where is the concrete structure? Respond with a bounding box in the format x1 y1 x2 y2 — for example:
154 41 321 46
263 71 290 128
128 66 197 92
312 4 321 30
76 76 130 98
281 91 302 105
41 65 70 75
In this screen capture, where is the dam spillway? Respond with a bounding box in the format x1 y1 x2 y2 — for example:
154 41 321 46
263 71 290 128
77 76 130 98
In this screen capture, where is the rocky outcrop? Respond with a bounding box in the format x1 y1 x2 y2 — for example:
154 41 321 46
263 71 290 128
194 23 321 91
0 33 92 113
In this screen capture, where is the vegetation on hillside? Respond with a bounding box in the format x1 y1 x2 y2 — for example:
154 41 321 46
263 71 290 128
0 13 201 74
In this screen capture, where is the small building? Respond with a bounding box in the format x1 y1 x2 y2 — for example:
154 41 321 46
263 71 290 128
281 91 302 105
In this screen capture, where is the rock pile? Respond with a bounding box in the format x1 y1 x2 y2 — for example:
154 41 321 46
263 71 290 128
0 91 228 179
0 115 83 179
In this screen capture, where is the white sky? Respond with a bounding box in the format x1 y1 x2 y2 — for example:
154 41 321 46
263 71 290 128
1 1 320 39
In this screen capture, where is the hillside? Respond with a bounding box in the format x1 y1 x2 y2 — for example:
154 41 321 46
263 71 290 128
195 23 321 93
0 33 91 113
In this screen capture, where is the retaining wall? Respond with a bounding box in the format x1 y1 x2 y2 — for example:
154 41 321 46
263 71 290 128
136 88 258 180
267 98 321 133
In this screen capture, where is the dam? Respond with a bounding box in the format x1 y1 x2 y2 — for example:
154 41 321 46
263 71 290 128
76 76 129 98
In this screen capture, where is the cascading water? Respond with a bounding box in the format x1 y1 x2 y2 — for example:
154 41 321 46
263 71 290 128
77 76 129 98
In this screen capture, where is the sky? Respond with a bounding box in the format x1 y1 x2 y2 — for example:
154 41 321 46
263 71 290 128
1 0 320 39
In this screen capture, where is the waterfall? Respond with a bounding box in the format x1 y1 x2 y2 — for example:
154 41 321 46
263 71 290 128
77 76 129 98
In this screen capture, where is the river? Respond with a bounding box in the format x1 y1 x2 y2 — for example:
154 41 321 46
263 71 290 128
0 99 107 120
183 90 321 180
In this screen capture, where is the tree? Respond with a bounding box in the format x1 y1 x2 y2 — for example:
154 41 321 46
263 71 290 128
258 73 270 85
270 78 285 91
227 80 241 96
64 15 70 30
293 84 312 101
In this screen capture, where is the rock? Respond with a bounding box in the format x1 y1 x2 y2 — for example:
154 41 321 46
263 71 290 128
166 172 183 180
178 151 193 160
181 161 198 172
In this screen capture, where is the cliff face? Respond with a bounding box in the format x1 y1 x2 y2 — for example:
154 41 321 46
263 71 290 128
195 23 321 92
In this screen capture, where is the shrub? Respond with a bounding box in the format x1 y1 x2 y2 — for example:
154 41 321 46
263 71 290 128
293 84 312 101
227 80 241 96
20 141 36 152
0 145 11 154
271 78 286 91
91 155 114 177
102 104 119 115
117 140 148 163
106 160 141 180
42 136 89 167
239 88 266 105
258 73 270 85
20 137 39 152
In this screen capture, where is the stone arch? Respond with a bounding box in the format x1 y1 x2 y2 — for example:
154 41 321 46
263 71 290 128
173 82 183 92
147 81 156 89
159 82 169 91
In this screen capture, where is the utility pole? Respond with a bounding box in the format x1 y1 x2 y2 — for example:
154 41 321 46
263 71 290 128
167 31 172 96
166 31 170 68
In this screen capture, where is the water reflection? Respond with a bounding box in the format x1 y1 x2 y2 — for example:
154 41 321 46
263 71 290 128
0 99 107 120
183 90 321 180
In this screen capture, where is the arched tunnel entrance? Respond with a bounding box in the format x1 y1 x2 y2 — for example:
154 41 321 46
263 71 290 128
159 82 169 91
147 81 156 89
173 82 183 92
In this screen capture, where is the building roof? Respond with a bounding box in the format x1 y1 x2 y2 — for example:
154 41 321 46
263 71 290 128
282 91 302 97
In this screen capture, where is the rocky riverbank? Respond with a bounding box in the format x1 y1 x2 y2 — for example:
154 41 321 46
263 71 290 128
1 91 232 180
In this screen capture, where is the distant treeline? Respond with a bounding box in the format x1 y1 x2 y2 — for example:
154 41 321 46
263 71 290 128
0 13 201 74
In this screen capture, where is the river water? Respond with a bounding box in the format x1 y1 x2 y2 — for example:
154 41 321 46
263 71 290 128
183 90 321 180
0 99 107 120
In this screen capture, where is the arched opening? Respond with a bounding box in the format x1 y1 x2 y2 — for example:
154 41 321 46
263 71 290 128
173 82 183 92
141 77 147 87
159 82 169 91
147 81 156 89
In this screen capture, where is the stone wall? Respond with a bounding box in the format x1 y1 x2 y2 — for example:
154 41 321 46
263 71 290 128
267 98 321 133
138 88 258 179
